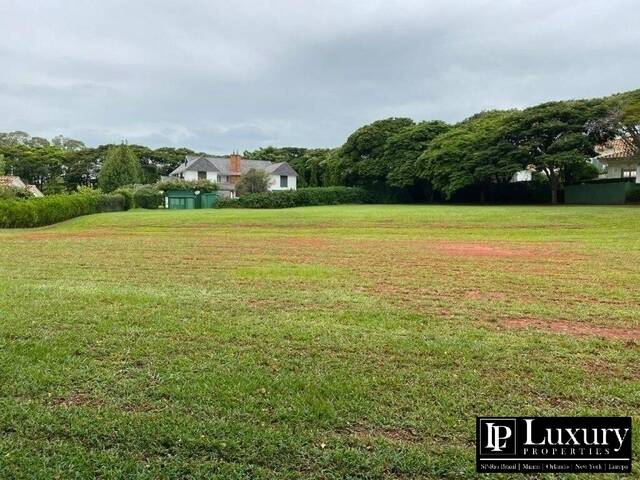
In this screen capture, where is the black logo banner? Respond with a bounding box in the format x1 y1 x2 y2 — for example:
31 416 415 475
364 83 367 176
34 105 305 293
476 417 632 474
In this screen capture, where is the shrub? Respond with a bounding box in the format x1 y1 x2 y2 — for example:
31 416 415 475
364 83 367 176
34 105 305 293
216 187 370 209
236 169 269 195
215 197 240 208
99 193 127 212
627 185 640 203
133 186 163 209
156 179 217 193
113 187 135 210
0 186 32 200
0 192 126 228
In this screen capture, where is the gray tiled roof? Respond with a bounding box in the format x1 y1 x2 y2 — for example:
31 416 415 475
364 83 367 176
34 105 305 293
265 162 298 176
170 156 298 177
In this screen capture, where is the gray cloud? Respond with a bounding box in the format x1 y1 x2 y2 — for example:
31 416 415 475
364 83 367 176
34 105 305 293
1 0 638 152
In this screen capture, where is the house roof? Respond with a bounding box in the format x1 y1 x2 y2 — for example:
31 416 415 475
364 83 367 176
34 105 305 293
0 176 43 196
265 162 298 176
170 156 298 177
0 175 26 188
595 137 638 159
26 184 44 197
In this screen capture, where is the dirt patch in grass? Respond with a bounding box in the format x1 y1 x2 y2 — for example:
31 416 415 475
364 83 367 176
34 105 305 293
341 425 421 443
503 317 640 341
581 359 640 380
48 393 105 408
17 231 102 240
432 242 534 258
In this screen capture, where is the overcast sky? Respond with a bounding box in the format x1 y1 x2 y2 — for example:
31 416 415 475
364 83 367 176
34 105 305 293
1 0 638 153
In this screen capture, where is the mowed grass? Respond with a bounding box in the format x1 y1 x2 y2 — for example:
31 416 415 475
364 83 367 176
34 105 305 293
0 205 638 479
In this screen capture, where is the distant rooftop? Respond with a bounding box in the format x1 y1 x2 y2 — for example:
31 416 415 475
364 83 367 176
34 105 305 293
595 137 638 159
170 155 298 177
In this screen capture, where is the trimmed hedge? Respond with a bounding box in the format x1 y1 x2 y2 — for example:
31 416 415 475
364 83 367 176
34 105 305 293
217 187 370 209
113 187 135 210
626 184 640 203
0 192 126 228
133 186 163 209
156 179 218 193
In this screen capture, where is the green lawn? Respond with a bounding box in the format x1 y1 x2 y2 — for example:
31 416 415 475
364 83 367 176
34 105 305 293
0 205 638 479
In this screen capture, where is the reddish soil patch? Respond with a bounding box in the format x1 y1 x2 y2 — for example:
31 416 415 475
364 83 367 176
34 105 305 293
280 237 332 249
503 317 640 342
18 231 101 240
434 243 530 258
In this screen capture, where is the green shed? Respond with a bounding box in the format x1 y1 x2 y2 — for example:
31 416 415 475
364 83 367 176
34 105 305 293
164 190 219 209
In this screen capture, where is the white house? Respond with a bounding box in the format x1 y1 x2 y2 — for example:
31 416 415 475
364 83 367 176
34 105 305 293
168 153 298 197
511 136 640 184
591 137 639 183
0 175 44 196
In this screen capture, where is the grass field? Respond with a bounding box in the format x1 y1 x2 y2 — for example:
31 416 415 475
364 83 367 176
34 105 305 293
0 205 639 479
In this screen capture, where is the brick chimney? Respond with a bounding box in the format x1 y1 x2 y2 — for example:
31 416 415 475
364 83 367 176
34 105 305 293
230 151 241 174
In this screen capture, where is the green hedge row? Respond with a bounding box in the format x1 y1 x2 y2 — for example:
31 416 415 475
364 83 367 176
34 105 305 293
0 192 126 228
217 187 371 209
626 185 640 203
113 186 163 209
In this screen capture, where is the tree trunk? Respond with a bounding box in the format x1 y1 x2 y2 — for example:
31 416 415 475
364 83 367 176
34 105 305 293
479 188 486 204
549 171 559 204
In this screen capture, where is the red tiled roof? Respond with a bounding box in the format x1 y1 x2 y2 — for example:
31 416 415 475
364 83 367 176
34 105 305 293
596 137 638 159
0 175 23 187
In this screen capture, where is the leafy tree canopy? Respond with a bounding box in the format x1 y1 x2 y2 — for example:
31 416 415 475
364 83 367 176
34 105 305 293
384 120 450 188
505 99 608 203
339 117 414 185
97 144 143 192
589 89 640 155
419 111 523 200
236 168 270 196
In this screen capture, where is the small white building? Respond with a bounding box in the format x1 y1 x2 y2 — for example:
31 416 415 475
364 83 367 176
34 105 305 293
169 153 298 197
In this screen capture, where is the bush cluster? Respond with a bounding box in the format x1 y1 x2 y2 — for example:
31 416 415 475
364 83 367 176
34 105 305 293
217 187 370 209
627 185 640 203
113 187 135 209
133 186 163 209
0 186 32 200
0 192 126 228
155 179 217 193
113 185 163 209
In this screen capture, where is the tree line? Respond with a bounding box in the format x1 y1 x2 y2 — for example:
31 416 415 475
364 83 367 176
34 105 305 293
1 88 638 202
246 89 638 203
0 133 201 194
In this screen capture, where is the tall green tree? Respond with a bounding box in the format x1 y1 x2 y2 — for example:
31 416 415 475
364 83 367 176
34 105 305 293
419 111 523 201
236 169 270 196
338 117 414 186
384 121 450 188
589 89 640 155
97 144 143 192
505 100 607 204
43 176 67 195
0 154 5 175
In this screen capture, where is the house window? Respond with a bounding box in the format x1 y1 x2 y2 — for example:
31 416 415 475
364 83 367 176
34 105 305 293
198 171 207 180
280 175 288 188
622 169 637 178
